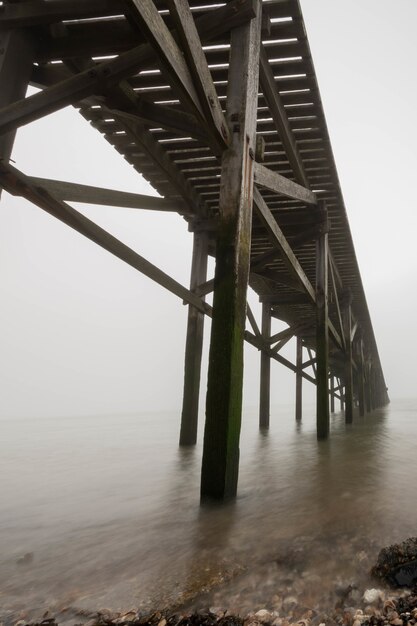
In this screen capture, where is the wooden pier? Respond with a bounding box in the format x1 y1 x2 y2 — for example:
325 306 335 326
0 0 389 501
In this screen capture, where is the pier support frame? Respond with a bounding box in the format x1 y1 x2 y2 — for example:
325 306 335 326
295 336 302 421
200 3 262 500
179 232 208 445
0 29 33 164
259 303 271 429
315 206 329 439
330 375 335 413
357 336 366 417
343 295 354 423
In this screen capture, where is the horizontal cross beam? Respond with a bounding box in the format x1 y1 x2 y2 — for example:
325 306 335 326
0 161 210 315
254 162 317 206
26 177 187 213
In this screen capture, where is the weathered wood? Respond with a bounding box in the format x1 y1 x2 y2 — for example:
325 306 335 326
330 375 335 413
259 304 271 429
254 162 317 206
26 177 187 213
104 100 209 143
0 161 211 315
247 303 261 339
343 296 354 424
0 0 256 136
0 29 33 165
357 337 365 417
126 0 204 120
179 233 209 446
201 2 262 501
167 0 230 151
245 331 316 385
253 187 316 302
315 208 329 439
259 45 310 187
295 335 302 421
0 0 126 29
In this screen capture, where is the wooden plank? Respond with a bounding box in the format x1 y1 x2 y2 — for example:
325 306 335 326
26 177 188 213
103 99 209 143
316 218 329 440
0 161 211 315
167 0 230 151
0 0 256 136
259 303 271 429
253 186 316 302
0 1 126 29
201 2 262 501
259 45 310 187
126 0 204 119
179 232 209 446
254 162 317 206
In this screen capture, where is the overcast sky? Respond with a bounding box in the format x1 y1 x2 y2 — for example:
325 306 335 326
1 0 416 420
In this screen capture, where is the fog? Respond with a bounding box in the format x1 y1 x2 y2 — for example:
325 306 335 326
1 0 416 421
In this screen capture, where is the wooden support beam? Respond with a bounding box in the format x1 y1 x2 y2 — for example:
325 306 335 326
315 206 329 440
247 303 261 339
0 0 256 136
166 0 230 151
179 232 209 446
0 29 34 165
103 99 209 143
295 335 302 421
254 162 317 206
0 1 126 29
259 45 310 187
330 375 335 413
329 253 346 350
307 346 317 378
259 304 271 429
0 161 211 315
245 331 316 386
343 295 354 424
357 337 365 418
253 187 316 302
26 177 187 213
365 361 372 413
201 3 262 501
126 0 205 120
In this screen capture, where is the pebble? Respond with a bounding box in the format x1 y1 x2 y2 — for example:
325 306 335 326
363 589 384 605
255 610 273 623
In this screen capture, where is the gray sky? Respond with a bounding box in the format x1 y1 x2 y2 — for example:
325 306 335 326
1 0 416 420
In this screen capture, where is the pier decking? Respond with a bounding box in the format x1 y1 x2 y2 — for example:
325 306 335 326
0 0 389 500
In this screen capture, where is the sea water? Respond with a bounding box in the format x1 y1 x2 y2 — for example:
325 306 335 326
1 399 416 617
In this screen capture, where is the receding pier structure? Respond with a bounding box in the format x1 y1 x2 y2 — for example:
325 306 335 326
0 0 388 500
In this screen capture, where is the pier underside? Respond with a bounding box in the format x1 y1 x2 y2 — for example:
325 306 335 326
0 0 389 500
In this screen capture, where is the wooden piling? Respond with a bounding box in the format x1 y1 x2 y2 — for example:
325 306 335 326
343 296 354 424
315 205 329 439
295 336 302 421
200 3 262 501
179 232 208 445
357 337 366 417
330 375 335 413
259 303 271 429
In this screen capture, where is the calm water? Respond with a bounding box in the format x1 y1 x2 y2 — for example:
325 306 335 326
1 399 416 617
